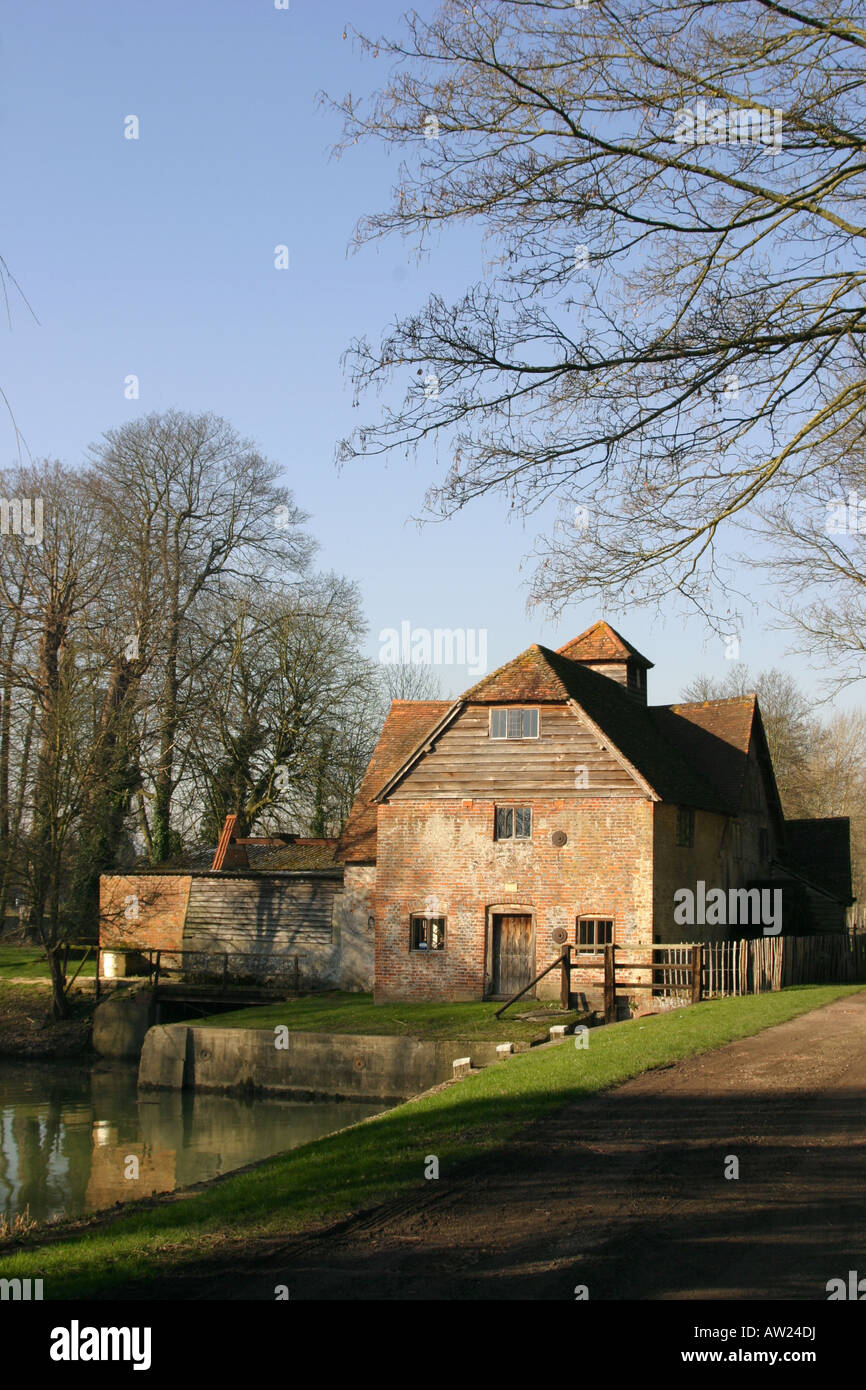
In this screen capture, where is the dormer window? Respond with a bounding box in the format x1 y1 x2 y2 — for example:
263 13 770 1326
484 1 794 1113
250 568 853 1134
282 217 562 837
490 708 539 740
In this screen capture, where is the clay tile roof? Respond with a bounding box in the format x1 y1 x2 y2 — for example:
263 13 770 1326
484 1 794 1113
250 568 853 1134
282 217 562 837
653 696 757 810
461 645 572 703
341 636 770 865
372 645 731 814
460 641 729 810
337 700 452 863
540 649 729 812
783 818 853 903
557 620 653 668
247 839 339 871
167 838 341 872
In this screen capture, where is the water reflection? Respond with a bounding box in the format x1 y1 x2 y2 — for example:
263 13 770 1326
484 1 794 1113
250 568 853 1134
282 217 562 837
0 1059 384 1224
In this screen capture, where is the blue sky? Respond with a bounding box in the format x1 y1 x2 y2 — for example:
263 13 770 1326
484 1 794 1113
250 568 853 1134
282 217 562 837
0 0 848 707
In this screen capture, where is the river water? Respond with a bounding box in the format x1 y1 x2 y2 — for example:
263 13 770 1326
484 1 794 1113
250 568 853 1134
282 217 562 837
0 1058 385 1225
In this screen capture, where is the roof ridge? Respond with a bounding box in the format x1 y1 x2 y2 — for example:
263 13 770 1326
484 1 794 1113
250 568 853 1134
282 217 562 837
667 693 757 710
390 698 451 706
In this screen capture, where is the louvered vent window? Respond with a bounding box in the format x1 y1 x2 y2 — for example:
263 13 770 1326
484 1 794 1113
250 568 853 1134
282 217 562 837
490 708 539 739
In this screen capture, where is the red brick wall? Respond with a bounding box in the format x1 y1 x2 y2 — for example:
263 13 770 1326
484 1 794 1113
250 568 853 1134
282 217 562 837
374 798 654 1001
99 875 190 953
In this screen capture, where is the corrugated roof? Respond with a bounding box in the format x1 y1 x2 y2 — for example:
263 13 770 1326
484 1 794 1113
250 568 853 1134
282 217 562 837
337 700 453 863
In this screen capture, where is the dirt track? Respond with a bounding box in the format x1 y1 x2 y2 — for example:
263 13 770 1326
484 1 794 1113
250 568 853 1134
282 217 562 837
147 992 866 1300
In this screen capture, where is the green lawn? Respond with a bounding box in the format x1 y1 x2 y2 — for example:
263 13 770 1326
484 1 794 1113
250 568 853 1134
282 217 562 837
0 946 97 981
192 991 581 1042
1 983 861 1299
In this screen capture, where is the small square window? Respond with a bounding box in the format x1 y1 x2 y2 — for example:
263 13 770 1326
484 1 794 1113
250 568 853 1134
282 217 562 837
495 805 532 840
490 708 539 740
676 807 695 848
410 916 446 951
577 918 613 951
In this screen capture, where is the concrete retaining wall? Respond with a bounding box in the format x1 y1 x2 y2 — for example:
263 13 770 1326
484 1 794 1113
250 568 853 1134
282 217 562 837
92 993 158 1060
138 1024 523 1101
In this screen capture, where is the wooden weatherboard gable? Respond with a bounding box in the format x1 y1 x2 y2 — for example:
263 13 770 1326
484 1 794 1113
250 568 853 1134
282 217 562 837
377 699 652 802
565 699 658 801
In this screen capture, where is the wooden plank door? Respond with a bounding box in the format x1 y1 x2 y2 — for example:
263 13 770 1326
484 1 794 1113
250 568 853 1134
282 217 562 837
492 914 534 997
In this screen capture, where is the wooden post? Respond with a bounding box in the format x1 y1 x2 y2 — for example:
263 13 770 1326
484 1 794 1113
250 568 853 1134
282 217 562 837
604 943 616 1024
95 947 101 1001
691 944 703 1005
153 949 161 995
560 948 570 1009
293 956 300 994
222 952 229 992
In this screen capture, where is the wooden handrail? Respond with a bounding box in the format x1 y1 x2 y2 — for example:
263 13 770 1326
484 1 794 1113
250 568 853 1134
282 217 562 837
63 944 93 996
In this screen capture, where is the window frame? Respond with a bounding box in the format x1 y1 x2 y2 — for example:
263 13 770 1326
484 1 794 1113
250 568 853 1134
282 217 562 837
576 916 614 953
676 806 695 848
409 914 447 953
494 804 533 841
489 707 540 741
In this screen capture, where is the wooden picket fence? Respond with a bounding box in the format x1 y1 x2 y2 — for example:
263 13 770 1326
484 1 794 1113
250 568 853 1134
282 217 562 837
555 934 866 1023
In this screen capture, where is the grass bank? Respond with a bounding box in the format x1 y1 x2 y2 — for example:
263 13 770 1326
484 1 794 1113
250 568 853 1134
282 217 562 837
1 984 860 1298
193 991 581 1043
0 946 97 981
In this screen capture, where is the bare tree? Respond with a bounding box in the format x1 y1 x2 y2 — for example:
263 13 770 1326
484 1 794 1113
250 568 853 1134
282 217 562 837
755 413 866 688
187 573 371 839
377 661 441 702
89 410 315 862
329 0 866 633
0 463 107 1014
